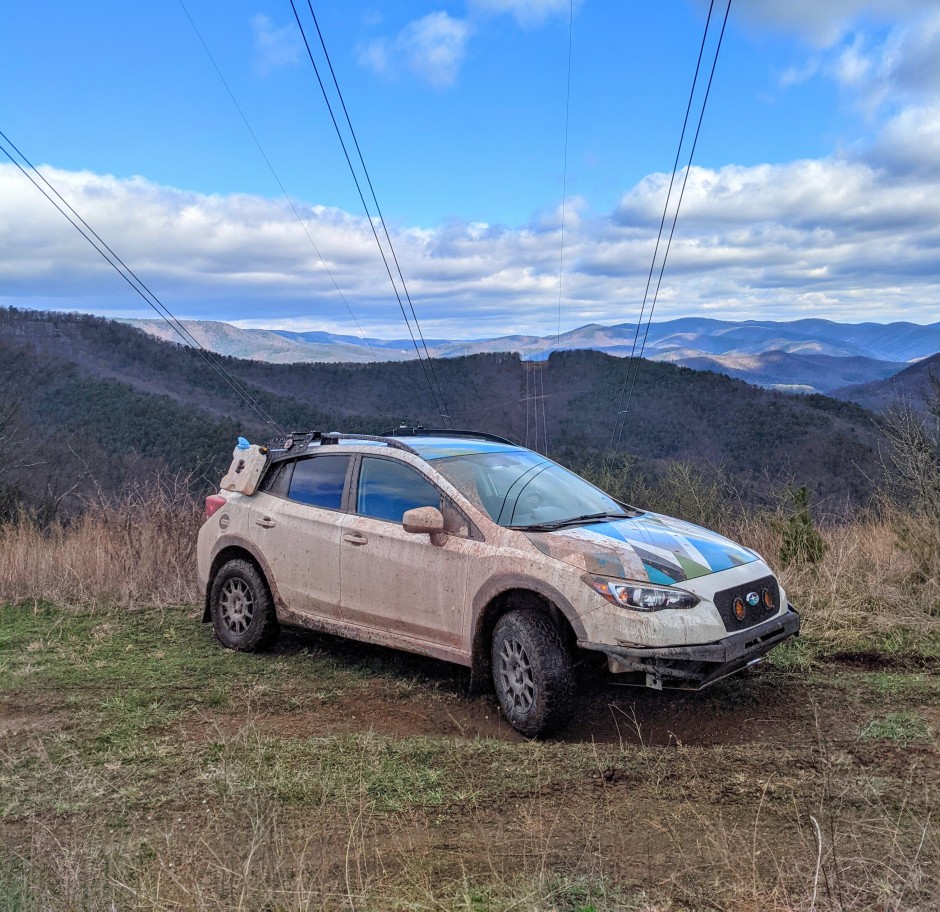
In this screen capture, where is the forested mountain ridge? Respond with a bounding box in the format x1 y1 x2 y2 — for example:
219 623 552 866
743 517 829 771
0 307 886 514
125 315 939 394
834 352 940 417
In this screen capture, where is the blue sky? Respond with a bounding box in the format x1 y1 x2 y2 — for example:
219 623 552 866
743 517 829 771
1 0 939 337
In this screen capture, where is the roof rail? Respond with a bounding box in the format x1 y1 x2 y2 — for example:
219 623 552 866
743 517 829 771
264 430 420 460
321 432 420 456
384 425 517 446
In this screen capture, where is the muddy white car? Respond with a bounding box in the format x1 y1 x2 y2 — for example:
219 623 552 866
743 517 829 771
197 430 800 737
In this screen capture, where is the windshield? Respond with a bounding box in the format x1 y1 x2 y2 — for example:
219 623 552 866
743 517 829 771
432 451 633 528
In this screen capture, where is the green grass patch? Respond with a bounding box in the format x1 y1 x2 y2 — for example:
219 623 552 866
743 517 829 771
859 711 934 745
863 671 940 701
206 728 594 812
765 635 816 671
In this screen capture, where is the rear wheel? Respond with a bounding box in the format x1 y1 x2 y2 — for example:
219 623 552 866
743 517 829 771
491 609 575 738
209 559 278 651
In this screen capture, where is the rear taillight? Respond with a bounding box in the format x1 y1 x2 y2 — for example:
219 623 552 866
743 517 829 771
205 493 227 520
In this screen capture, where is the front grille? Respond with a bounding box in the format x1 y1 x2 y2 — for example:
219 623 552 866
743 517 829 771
713 574 780 632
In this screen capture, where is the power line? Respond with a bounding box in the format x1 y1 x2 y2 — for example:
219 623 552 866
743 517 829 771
0 130 286 435
289 0 452 428
633 2 732 371
176 0 376 358
608 0 730 455
555 0 575 354
305 2 449 421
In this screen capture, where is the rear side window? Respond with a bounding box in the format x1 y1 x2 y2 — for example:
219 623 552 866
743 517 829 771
356 457 441 523
258 460 293 497
288 455 350 510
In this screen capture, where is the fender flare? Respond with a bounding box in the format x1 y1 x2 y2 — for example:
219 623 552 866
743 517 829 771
468 573 586 692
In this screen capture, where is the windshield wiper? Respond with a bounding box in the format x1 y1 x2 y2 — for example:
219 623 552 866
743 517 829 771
512 511 634 532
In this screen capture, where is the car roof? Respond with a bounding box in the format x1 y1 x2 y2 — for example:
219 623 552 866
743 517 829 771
398 436 521 460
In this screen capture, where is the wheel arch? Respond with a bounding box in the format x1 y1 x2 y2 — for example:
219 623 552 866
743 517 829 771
203 538 277 622
468 575 585 693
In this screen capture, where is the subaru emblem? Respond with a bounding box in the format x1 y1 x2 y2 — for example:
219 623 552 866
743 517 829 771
746 591 760 607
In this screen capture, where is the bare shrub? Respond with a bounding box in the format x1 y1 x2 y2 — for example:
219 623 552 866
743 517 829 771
880 402 940 616
0 474 202 608
587 456 747 537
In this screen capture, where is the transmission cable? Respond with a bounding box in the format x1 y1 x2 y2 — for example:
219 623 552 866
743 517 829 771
632 3 732 372
176 0 375 358
305 2 450 422
0 131 286 434
289 1 452 427
555 0 575 356
608 0 730 455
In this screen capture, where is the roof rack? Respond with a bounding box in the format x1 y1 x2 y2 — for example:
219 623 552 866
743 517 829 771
264 430 420 461
384 425 517 446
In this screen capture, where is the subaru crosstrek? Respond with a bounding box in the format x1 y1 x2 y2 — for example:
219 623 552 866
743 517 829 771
196 429 800 737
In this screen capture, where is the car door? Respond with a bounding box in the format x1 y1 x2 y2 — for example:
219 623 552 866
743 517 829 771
340 454 473 650
249 453 351 621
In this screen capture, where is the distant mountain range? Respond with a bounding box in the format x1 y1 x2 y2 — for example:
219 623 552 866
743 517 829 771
124 316 940 396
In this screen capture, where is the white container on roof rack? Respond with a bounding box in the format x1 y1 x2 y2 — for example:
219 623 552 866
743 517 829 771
220 437 267 496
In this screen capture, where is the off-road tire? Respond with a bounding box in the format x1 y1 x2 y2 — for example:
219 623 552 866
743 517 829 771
491 608 575 738
209 559 279 652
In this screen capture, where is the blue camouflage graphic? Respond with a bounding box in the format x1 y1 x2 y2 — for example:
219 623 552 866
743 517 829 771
526 512 758 583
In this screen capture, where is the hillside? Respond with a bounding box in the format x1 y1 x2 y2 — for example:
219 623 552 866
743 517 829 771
833 352 940 416
125 315 938 393
0 307 886 513
123 319 404 364
652 349 904 393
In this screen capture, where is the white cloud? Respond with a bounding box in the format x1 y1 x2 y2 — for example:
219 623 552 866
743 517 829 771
1 153 938 337
359 12 472 87
731 0 930 48
471 0 578 29
872 102 940 175
779 58 820 88
251 14 302 76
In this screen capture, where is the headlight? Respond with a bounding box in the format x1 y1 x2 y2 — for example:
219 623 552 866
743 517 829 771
583 574 699 611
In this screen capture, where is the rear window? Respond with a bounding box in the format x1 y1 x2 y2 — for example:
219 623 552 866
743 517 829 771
287 455 350 510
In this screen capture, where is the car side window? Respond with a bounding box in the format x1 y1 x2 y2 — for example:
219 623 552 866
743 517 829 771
356 457 441 523
287 455 350 510
258 460 293 497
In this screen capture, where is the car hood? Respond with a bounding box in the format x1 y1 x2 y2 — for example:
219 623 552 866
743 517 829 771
524 512 759 584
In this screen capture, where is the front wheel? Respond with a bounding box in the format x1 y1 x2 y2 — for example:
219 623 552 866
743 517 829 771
209 559 279 651
491 609 575 738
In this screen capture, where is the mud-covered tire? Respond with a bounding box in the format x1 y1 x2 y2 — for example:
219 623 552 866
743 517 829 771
209 559 279 652
491 608 575 738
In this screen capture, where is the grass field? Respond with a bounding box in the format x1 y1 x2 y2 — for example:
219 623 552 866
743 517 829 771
2 443 939 910
2 598 938 911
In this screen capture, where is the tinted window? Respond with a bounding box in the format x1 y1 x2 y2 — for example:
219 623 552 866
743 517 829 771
357 457 441 523
258 460 293 497
287 455 350 510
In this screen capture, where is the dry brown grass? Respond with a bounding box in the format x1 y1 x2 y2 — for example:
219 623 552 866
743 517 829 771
740 508 940 653
0 477 201 608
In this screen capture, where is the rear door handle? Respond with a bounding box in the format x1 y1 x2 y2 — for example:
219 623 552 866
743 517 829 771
255 516 276 529
343 533 368 546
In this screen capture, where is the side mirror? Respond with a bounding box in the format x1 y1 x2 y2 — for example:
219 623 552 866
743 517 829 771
402 506 446 545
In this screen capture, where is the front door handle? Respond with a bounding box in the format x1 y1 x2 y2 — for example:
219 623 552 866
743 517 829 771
255 516 276 529
343 533 368 546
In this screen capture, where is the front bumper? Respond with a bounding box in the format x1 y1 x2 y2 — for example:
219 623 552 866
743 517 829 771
578 605 801 690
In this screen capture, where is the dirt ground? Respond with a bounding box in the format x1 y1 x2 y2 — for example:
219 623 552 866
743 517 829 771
2 606 938 910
